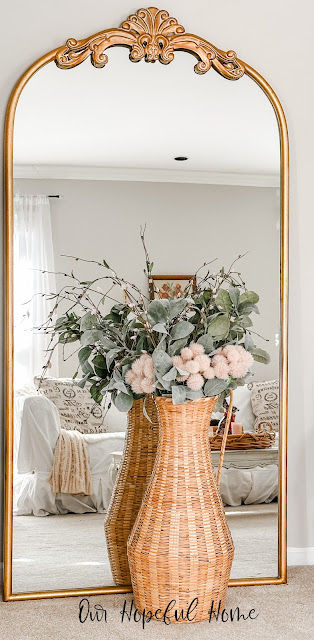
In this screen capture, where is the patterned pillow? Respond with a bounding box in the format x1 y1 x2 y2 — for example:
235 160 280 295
34 377 107 434
247 379 279 432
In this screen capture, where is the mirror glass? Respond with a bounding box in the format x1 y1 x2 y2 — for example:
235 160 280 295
12 47 280 593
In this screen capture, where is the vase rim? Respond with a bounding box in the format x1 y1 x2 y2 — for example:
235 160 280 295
153 394 219 406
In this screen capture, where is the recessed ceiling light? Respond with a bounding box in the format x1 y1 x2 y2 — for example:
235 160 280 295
174 156 188 161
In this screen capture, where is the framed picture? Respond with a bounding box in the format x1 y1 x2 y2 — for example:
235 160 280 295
150 275 197 300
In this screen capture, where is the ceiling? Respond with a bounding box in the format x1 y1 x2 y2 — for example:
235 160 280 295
14 46 280 182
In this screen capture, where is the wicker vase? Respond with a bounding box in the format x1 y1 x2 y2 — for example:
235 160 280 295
127 395 234 623
104 396 159 585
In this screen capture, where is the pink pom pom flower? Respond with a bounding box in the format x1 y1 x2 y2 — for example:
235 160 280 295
194 354 211 373
187 373 204 391
184 360 200 374
203 366 215 380
189 342 205 357
181 347 193 362
211 354 230 380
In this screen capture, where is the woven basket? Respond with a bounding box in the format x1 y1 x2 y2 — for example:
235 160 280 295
127 394 234 623
210 427 275 450
104 396 159 585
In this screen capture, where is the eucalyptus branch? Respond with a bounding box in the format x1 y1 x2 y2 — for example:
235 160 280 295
247 330 270 343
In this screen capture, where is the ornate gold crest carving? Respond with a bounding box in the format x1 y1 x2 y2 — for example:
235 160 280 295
55 7 244 79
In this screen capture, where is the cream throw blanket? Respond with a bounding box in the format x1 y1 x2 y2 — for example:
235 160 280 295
48 429 92 496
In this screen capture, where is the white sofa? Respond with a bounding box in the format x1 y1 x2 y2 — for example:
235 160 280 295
14 383 278 515
14 395 125 516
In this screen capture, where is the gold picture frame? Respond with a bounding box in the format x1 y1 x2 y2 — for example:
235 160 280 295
3 6 288 601
150 275 197 300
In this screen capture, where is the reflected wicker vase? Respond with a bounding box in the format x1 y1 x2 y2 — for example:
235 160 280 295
127 395 234 623
104 396 159 585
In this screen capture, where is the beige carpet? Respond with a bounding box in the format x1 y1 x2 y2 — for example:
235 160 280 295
12 504 278 592
1 567 313 639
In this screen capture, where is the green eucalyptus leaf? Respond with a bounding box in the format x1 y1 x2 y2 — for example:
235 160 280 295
152 349 173 375
94 366 107 379
77 373 91 389
81 360 94 375
113 380 129 393
168 337 188 356
227 379 238 390
197 333 214 354
237 315 253 329
238 302 260 315
175 365 189 376
229 285 240 309
113 391 133 412
122 363 131 379
163 366 178 382
215 289 232 313
89 383 103 405
80 312 97 332
59 333 80 344
244 332 255 351
251 348 270 364
92 354 107 370
80 329 103 346
172 385 187 405
231 377 246 387
136 335 146 355
168 298 188 320
156 335 167 351
143 395 153 423
214 391 228 412
54 316 67 330
170 321 194 340
202 290 212 304
239 291 259 305
147 299 169 325
156 373 172 391
204 377 230 397
153 323 168 334
100 336 118 351
78 346 92 366
106 348 121 370
186 389 204 401
208 315 230 340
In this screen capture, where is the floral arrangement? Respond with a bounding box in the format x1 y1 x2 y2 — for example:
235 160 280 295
38 230 270 411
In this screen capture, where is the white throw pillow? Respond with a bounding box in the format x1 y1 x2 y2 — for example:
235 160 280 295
104 399 128 433
231 385 255 432
212 384 255 431
247 379 279 432
34 376 107 434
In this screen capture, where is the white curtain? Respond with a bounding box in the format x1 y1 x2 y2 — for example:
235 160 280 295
14 195 59 390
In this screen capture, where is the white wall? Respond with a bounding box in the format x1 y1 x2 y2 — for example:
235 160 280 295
15 178 280 382
1 0 314 560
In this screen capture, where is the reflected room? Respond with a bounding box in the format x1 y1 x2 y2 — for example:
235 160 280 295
12 48 280 592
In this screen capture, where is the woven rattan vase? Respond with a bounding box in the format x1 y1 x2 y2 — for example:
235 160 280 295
104 396 159 585
127 395 234 623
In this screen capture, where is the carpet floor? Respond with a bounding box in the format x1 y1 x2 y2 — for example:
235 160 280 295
12 504 278 592
1 566 313 639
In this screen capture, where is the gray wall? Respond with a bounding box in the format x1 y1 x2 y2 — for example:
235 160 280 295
1 1 314 561
15 178 280 382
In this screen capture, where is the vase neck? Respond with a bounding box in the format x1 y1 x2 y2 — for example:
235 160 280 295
154 397 217 439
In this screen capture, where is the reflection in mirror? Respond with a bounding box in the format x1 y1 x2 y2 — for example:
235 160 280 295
12 47 280 593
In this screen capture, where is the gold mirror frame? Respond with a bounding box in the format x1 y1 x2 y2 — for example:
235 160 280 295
3 6 288 601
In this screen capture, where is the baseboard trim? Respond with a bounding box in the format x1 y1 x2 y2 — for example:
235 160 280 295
288 547 314 566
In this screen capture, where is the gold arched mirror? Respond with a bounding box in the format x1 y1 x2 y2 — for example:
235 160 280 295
4 7 288 601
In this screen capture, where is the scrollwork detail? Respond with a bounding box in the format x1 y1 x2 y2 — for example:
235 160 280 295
55 7 244 80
